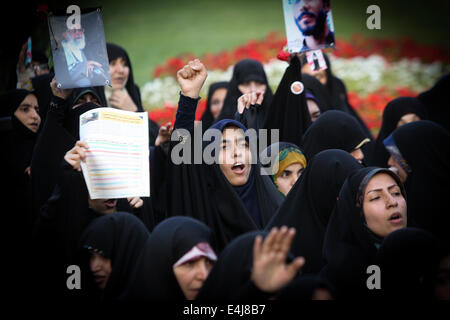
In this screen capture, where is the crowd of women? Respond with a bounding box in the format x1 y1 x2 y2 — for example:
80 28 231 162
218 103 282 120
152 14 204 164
1 39 449 302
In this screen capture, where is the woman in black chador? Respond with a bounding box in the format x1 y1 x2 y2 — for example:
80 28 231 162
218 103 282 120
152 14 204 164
216 58 273 131
266 149 363 274
167 59 283 251
321 167 407 299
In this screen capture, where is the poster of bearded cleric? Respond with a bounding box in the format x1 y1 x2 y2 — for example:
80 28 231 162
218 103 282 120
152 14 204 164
282 0 336 53
48 8 111 89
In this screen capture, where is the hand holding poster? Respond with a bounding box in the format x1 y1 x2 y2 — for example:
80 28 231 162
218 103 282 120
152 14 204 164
48 7 111 89
282 0 336 53
79 108 150 200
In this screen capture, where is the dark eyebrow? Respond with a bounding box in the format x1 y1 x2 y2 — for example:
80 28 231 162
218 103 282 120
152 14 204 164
19 103 32 108
367 184 398 194
221 139 230 144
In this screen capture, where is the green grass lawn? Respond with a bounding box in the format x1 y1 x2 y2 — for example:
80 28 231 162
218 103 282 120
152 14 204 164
78 0 450 87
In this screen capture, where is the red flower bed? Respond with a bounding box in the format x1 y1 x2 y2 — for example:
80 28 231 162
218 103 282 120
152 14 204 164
348 86 418 137
153 32 450 78
149 32 447 134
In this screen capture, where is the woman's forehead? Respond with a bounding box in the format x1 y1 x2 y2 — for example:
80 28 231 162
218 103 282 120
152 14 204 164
221 127 245 140
365 173 397 192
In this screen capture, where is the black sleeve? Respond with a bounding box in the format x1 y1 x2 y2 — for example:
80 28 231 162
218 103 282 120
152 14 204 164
173 93 200 132
233 280 274 300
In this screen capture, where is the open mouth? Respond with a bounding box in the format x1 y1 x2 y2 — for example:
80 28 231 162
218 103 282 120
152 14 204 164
94 275 106 285
231 162 246 175
104 199 117 209
388 212 403 224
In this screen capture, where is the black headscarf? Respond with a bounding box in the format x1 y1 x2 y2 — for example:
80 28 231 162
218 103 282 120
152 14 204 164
201 81 228 131
377 227 441 300
105 43 143 112
275 274 336 300
368 97 425 167
168 113 283 251
80 212 150 300
30 88 102 221
31 72 54 125
0 89 40 238
105 43 159 145
417 73 450 131
301 110 369 161
216 59 273 130
264 56 312 147
301 73 333 112
31 160 148 300
321 167 406 299
197 230 272 301
125 216 215 301
388 120 450 245
266 150 363 274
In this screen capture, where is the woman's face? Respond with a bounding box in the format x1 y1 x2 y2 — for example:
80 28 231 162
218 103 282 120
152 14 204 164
363 173 407 238
88 197 117 215
14 94 41 133
276 163 305 196
173 256 214 300
210 88 227 120
397 113 421 128
73 93 101 109
387 156 408 183
109 57 130 90
218 127 252 186
238 81 267 95
90 252 112 289
307 99 321 122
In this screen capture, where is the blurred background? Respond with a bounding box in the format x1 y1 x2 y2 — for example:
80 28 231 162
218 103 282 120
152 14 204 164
2 0 450 133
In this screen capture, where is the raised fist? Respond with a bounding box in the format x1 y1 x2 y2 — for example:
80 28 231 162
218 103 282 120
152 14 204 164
176 59 207 99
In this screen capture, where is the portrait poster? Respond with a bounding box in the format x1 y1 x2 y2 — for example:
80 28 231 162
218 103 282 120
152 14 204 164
282 0 336 53
306 49 328 72
48 8 111 89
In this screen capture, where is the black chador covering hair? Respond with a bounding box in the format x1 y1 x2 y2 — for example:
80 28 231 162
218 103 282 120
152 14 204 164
0 89 40 240
105 43 143 111
80 212 150 301
125 216 216 301
378 227 441 300
388 120 450 245
417 74 450 131
31 160 153 300
216 59 273 130
200 81 228 131
168 94 283 251
30 87 104 221
321 167 406 299
367 97 425 167
264 55 312 147
301 110 369 161
266 149 363 274
104 43 160 145
197 230 272 300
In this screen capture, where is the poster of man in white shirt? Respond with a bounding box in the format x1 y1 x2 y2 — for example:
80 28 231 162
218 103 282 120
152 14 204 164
48 8 111 89
283 0 336 53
